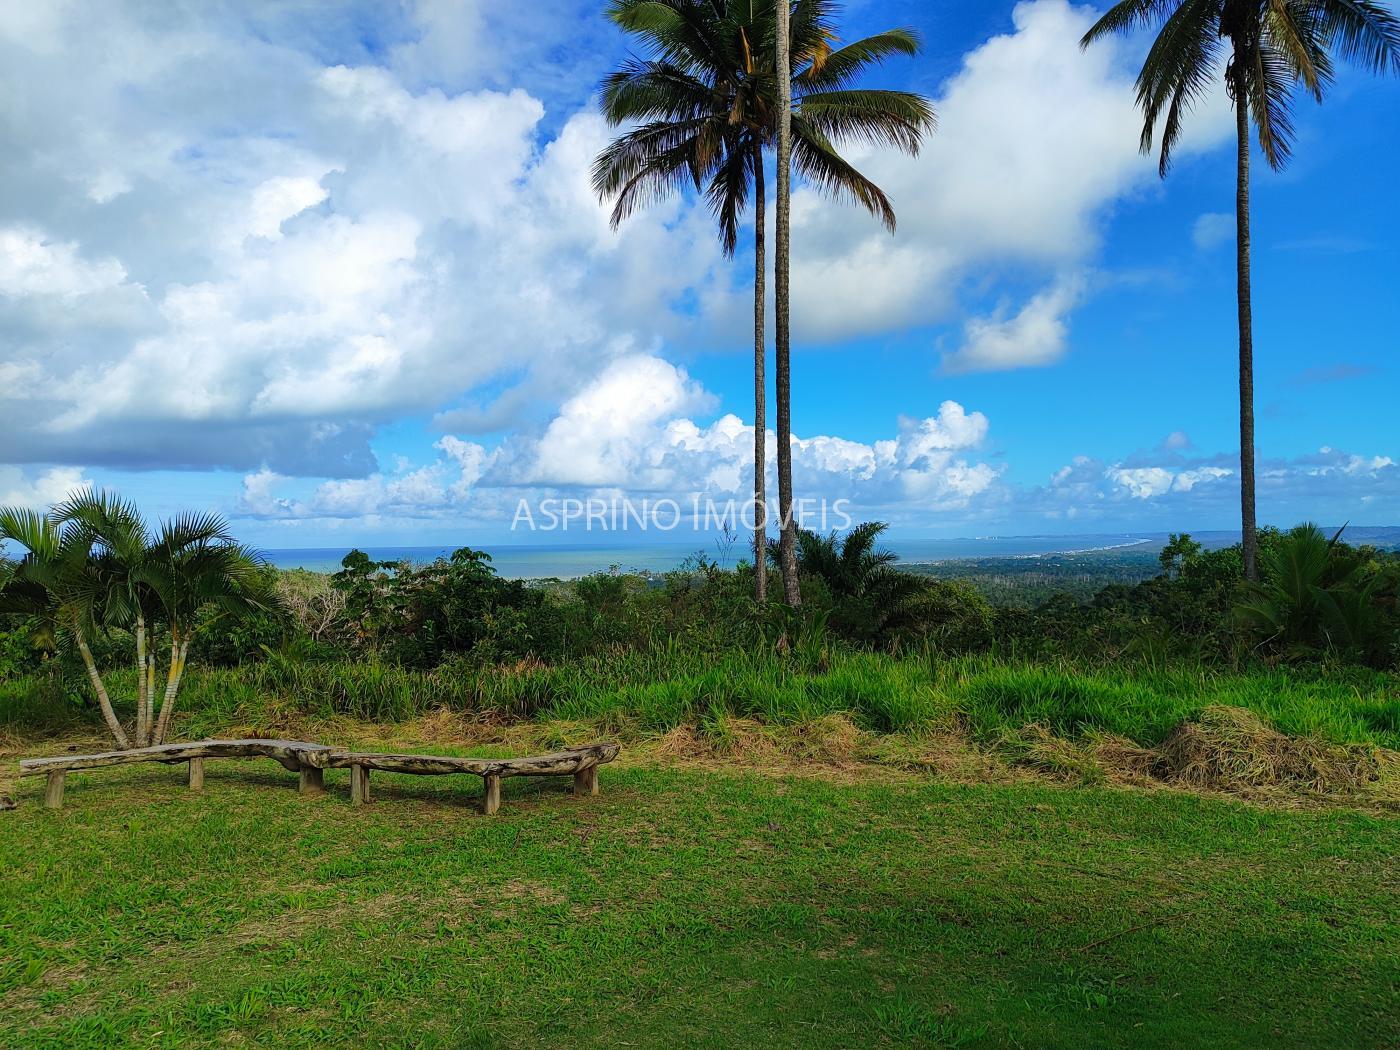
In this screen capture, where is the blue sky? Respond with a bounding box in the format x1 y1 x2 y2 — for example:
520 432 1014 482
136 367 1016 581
0 0 1396 548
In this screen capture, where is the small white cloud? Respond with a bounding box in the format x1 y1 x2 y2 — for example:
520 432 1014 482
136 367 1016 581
1107 466 1176 500
239 467 295 516
943 278 1082 374
1171 467 1232 492
1192 212 1233 251
435 435 493 496
525 354 716 487
1163 430 1192 451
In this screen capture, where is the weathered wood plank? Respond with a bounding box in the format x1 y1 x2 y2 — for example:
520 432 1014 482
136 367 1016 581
573 765 598 797
299 767 325 794
44 771 65 809
350 764 370 806
482 773 501 816
188 758 204 791
325 742 619 779
19 739 347 777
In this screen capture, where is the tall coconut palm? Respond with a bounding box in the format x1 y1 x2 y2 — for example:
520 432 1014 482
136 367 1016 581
594 0 934 604
772 0 798 606
1082 0 1399 581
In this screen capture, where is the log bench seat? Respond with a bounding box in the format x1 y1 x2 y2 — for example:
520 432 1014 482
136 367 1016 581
18 739 348 809
326 742 621 814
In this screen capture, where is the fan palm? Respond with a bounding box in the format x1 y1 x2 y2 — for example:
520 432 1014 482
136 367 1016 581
595 0 934 604
1082 0 1400 581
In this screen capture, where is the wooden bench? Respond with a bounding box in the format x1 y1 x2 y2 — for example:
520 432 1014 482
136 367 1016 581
326 742 621 814
18 739 348 809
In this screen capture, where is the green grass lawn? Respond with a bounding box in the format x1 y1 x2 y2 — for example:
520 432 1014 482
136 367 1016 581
2 760 1396 1048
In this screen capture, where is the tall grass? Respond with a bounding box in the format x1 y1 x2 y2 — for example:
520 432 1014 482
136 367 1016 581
4 647 1397 750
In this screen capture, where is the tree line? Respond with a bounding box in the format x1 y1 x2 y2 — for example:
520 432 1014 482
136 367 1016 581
6 493 1397 754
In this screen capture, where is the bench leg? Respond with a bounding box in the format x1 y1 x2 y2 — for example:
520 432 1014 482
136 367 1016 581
573 765 598 798
482 774 501 816
188 758 204 791
350 764 370 806
44 771 65 810
299 767 325 795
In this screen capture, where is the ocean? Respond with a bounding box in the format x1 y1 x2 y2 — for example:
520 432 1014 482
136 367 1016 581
259 526 1400 578
262 533 1172 578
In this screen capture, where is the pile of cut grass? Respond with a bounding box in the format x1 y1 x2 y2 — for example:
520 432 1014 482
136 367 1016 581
1155 705 1392 793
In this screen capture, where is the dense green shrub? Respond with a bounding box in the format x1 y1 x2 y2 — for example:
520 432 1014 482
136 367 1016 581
327 548 568 667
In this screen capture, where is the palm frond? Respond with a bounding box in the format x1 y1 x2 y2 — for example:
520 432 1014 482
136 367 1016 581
600 59 717 124
1247 39 1300 169
155 510 235 554
796 88 935 154
600 128 716 228
795 29 923 90
791 115 897 230
0 506 59 560
1133 0 1224 173
1265 0 1332 98
1312 0 1400 74
591 115 712 196
707 137 754 256
1081 0 1183 48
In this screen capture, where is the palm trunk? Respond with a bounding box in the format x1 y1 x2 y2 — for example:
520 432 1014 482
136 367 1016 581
153 632 190 746
145 655 156 745
134 614 148 747
74 625 131 750
752 142 768 603
1234 71 1259 582
774 0 801 608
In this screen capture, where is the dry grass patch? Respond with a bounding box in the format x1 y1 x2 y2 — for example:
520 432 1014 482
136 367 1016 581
656 714 878 772
7 701 1397 810
1008 705 1399 807
1155 705 1393 794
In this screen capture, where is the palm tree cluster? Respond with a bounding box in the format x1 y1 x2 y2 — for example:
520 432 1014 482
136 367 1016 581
598 0 1397 596
0 492 277 749
594 0 935 605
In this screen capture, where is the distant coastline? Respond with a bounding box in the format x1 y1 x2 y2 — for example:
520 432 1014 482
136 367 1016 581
257 526 1400 579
